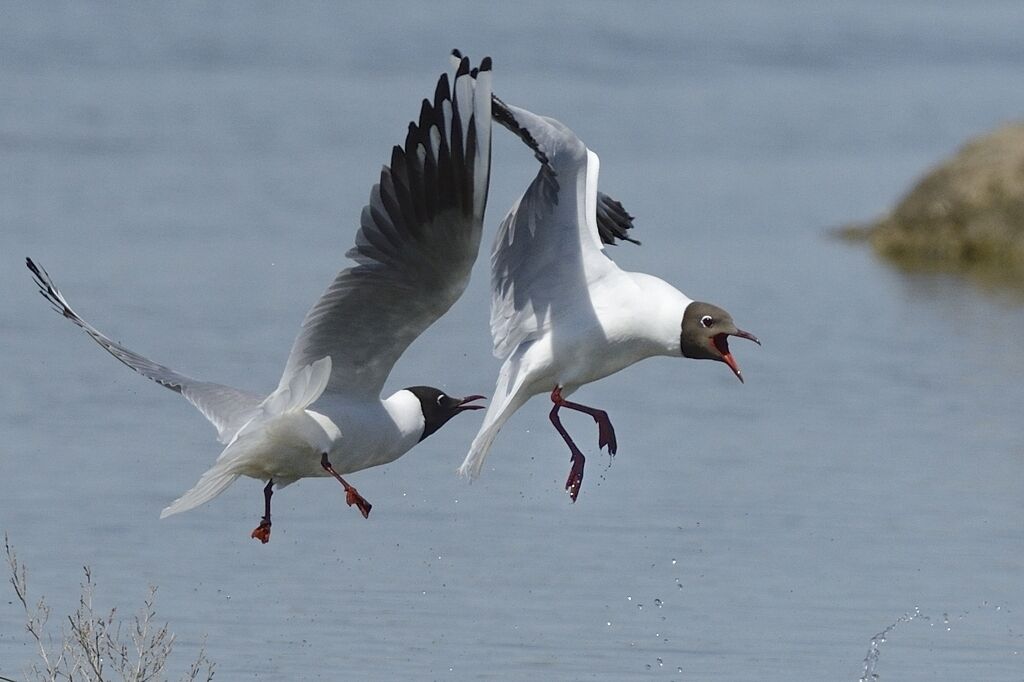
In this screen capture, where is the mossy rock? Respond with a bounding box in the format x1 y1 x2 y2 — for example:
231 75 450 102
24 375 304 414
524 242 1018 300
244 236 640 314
840 122 1024 279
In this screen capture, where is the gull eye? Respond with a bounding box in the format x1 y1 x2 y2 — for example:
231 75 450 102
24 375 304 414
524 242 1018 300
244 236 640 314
700 315 714 328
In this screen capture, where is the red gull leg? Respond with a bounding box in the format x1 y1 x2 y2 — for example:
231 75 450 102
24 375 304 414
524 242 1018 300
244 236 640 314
552 385 614 454
321 453 372 519
549 387 587 502
250 479 273 544
555 390 618 456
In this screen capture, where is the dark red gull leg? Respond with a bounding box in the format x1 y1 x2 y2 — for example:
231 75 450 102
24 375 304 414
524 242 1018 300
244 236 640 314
549 385 620 501
551 386 618 455
250 479 273 544
321 453 372 519
549 394 586 502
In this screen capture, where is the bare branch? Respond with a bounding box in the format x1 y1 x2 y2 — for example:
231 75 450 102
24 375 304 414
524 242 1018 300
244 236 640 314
5 534 216 682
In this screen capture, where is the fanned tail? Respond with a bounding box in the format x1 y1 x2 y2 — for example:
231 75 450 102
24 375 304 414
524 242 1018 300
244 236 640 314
161 357 335 518
160 461 239 518
458 360 529 479
458 418 506 480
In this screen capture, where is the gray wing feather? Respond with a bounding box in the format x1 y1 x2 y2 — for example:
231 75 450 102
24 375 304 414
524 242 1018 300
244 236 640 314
26 258 262 443
489 101 619 359
279 55 492 399
491 96 638 247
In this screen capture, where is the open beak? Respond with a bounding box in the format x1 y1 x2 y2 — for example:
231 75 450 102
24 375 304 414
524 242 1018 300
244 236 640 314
714 329 760 384
455 394 487 411
732 329 761 346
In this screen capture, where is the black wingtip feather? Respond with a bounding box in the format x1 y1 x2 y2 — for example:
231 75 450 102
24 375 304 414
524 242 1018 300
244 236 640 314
26 257 80 318
350 53 489 276
434 73 451 109
491 94 550 168
418 99 432 131
595 193 641 246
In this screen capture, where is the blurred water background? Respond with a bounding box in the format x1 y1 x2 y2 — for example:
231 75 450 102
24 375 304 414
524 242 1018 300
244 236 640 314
2 2 1023 679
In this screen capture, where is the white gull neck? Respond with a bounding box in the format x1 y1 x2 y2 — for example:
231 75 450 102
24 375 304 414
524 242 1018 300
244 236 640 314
622 271 693 357
382 389 427 445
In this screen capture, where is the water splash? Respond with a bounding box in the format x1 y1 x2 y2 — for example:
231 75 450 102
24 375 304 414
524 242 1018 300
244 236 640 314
858 602 1011 680
859 606 923 681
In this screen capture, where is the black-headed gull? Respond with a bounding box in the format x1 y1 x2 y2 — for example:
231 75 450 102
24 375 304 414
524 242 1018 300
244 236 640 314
457 96 759 501
27 54 492 542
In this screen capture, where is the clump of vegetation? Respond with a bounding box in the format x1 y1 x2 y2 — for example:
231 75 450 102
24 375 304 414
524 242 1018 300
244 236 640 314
4 534 214 682
839 122 1024 281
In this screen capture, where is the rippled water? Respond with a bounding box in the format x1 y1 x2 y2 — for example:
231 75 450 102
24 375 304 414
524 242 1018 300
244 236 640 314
3 3 1024 679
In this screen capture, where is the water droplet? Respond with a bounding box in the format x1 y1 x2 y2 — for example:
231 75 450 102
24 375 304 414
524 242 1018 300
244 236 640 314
654 598 663 608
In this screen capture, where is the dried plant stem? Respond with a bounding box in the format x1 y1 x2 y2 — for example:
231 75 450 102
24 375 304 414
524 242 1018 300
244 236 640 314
3 532 215 682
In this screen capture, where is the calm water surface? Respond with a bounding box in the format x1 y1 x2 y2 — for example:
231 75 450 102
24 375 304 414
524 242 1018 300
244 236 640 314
2 3 1023 680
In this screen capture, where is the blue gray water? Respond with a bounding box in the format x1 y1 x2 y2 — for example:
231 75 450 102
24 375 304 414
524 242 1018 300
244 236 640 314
2 2 1023 679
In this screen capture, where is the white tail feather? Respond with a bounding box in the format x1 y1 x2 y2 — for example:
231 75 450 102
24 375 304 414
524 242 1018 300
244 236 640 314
457 361 529 479
162 357 333 518
160 461 239 518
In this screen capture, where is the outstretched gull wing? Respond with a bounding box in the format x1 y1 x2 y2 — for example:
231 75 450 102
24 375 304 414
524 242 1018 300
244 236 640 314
278 55 492 400
26 258 262 443
488 97 634 360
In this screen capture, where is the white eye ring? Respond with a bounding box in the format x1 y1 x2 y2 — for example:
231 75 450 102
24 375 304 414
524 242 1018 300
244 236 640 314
436 394 445 406
700 315 713 328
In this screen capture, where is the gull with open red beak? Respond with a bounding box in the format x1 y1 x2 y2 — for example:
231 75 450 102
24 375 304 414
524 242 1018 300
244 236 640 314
457 93 760 502
680 302 761 383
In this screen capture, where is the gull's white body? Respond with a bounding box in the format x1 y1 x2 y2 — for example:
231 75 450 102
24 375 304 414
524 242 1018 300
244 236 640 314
29 55 492 520
158 362 429 518
459 104 692 479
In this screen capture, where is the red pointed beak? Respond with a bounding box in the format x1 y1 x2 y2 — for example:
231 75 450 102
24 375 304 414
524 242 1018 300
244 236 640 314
456 395 487 411
713 330 759 383
721 351 744 383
